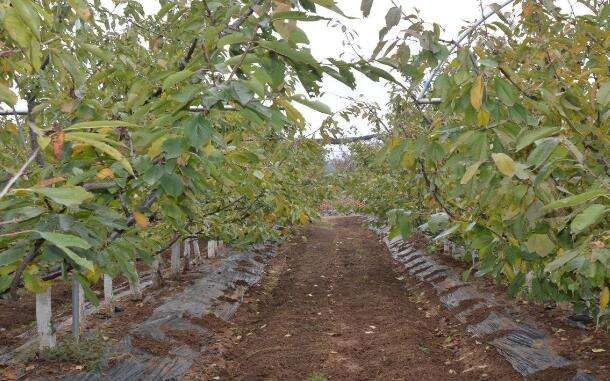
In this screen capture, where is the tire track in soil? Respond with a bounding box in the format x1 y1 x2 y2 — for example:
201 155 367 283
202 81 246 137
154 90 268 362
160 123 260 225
187 216 520 380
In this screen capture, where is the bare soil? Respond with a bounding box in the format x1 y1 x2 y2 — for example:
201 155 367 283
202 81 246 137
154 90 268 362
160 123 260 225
186 216 525 380
415 234 609 379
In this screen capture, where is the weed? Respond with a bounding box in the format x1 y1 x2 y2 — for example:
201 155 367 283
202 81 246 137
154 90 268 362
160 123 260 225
307 373 328 381
39 332 110 373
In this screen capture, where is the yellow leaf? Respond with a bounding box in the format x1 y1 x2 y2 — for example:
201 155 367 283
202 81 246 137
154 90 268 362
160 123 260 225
6 123 18 135
600 286 609 312
476 108 490 126
97 168 114 179
491 153 516 177
134 212 149 228
470 75 484 110
148 136 168 158
402 152 415 169
461 161 483 185
591 348 606 353
60 101 76 113
299 211 308 225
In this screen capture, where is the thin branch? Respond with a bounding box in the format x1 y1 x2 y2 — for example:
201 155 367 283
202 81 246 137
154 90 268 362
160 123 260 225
0 147 40 201
9 239 43 300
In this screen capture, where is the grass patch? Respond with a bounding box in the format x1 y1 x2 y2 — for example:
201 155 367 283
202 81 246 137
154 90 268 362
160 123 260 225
307 373 328 381
39 332 111 373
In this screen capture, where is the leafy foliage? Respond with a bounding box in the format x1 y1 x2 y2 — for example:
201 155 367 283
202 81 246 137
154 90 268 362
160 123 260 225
0 0 355 300
334 0 609 321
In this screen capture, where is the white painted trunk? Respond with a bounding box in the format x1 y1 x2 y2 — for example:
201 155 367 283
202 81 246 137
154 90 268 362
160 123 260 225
129 270 143 301
192 238 202 262
151 259 162 287
71 275 85 338
171 241 181 277
36 287 55 350
183 238 191 272
207 240 217 258
103 274 114 314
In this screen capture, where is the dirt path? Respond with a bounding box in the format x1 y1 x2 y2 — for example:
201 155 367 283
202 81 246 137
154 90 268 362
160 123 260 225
189 216 520 380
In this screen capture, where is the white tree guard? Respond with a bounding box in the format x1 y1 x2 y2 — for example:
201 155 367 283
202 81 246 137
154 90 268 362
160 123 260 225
129 270 143 301
103 274 114 314
171 241 181 277
207 240 217 258
36 287 55 350
71 275 85 339
192 238 202 263
183 238 191 272
151 259 162 288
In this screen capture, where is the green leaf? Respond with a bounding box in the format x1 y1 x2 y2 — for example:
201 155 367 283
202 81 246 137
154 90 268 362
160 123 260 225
541 189 607 211
216 32 247 47
291 96 332 114
26 186 93 207
525 234 555 257
0 83 18 106
434 223 460 241
257 40 318 67
491 153 516 177
545 249 581 273
480 58 498 68
526 138 559 169
385 6 401 28
361 0 374 17
515 126 560 151
13 0 41 39
65 132 134 175
570 204 607 235
63 120 138 131
37 231 94 271
23 271 50 293
163 70 194 90
597 80 610 105
0 275 12 293
494 77 517 106
271 11 328 22
507 272 525 298
37 231 91 250
0 246 27 266
3 7 32 49
160 173 184 197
